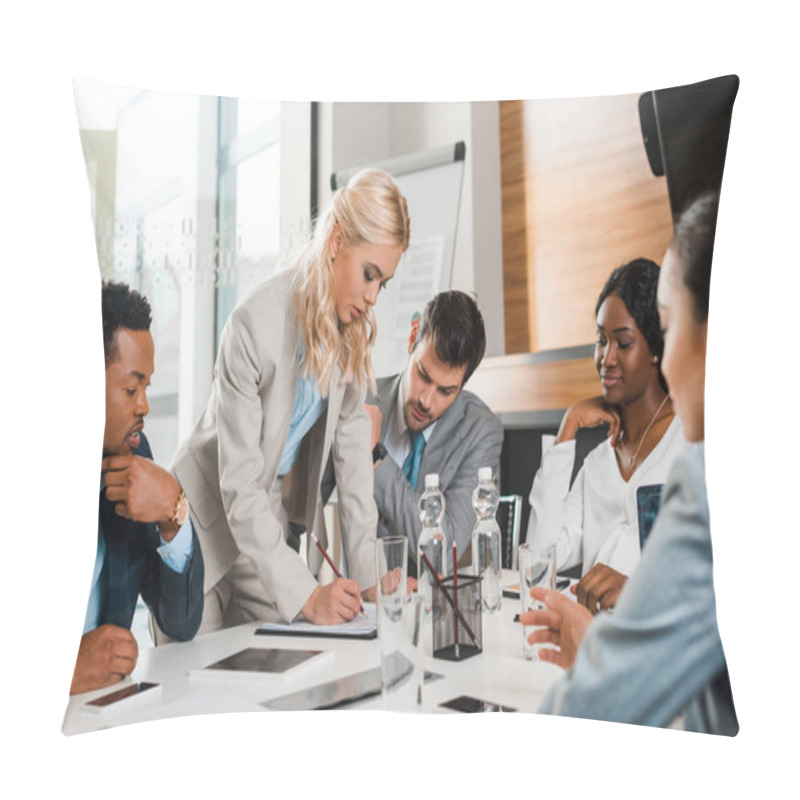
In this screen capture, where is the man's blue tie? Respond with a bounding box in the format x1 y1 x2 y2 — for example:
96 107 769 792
402 431 426 489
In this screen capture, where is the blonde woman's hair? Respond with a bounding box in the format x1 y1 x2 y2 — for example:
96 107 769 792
291 168 410 395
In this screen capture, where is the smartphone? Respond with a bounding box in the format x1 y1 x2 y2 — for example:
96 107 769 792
439 695 517 713
80 681 161 713
636 484 664 548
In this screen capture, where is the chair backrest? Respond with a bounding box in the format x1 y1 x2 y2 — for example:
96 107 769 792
497 494 522 570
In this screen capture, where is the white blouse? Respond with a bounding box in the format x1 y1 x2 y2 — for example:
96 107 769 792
526 416 685 576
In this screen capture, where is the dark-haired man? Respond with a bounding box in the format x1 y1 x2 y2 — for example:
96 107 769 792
327 291 503 574
70 281 204 695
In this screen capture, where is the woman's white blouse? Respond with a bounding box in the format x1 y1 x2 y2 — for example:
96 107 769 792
527 416 685 576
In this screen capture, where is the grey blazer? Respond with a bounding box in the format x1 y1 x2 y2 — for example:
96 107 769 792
171 270 377 623
372 374 504 565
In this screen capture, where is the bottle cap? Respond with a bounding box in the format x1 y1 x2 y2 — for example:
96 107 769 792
424 473 439 488
478 467 493 482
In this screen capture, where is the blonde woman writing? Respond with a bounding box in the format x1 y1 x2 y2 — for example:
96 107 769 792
172 169 410 632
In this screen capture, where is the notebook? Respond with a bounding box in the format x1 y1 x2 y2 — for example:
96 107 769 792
255 602 377 639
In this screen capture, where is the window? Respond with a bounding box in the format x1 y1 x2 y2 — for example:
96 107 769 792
215 98 282 347
80 87 308 464
109 90 200 463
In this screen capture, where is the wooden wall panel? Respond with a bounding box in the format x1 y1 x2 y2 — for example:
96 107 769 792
468 354 598 415
499 100 531 354
499 92 673 356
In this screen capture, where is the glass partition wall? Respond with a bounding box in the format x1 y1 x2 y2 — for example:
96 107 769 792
77 84 306 467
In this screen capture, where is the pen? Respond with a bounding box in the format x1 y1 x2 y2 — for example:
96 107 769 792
310 531 366 617
420 551 479 649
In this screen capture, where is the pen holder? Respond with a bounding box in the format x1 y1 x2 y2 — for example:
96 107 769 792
431 574 482 661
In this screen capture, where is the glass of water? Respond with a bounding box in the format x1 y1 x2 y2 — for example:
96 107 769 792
376 536 408 622
518 541 557 660
379 593 424 712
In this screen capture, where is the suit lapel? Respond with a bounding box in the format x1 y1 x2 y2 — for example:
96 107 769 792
303 365 344 571
377 374 401 440
98 491 135 627
324 366 345 460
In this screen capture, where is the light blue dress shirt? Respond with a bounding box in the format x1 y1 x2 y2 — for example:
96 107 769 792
278 343 328 476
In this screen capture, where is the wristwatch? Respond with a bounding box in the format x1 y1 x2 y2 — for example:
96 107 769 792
171 487 189 526
372 442 388 464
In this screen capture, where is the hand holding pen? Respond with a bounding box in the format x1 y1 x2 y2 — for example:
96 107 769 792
303 531 366 624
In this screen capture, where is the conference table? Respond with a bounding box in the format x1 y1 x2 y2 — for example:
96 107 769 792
62 573 567 736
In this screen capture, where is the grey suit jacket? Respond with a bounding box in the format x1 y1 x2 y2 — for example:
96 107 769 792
171 270 377 623
372 373 504 567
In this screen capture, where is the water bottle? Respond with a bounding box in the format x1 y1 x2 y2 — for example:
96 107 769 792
471 467 502 613
417 473 447 614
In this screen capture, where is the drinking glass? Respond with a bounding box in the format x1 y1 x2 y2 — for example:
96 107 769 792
376 537 408 622
518 541 556 660
379 593 424 712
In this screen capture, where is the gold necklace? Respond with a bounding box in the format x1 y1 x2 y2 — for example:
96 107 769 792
617 395 670 469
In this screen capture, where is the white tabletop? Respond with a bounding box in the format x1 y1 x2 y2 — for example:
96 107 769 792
62 573 565 735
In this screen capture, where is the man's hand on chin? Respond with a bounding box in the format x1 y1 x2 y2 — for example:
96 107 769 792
102 455 181 535
70 624 139 695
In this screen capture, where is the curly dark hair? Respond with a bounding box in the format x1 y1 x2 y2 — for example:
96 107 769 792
101 280 152 367
595 258 667 392
670 191 718 323
414 290 487 384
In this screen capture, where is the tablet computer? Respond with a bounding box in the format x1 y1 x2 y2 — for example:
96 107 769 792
189 647 332 681
262 654 444 711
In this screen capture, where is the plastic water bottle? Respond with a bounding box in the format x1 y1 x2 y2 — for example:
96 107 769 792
417 473 447 614
471 467 502 613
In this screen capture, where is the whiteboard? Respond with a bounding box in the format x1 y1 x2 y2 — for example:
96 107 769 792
332 143 465 378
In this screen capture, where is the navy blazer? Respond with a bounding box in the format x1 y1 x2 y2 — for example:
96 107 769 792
97 433 204 641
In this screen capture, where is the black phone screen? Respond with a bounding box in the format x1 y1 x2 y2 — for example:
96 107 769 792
86 681 159 708
439 695 517 713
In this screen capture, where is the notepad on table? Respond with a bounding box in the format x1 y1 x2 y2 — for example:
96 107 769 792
255 602 377 639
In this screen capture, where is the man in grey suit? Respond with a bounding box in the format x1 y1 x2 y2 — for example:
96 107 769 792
328 291 503 576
